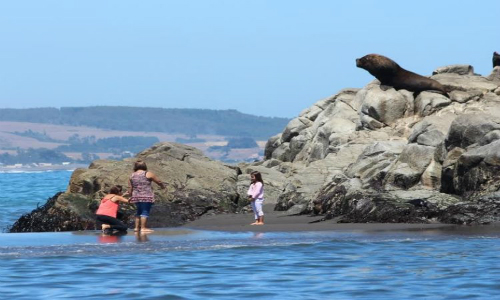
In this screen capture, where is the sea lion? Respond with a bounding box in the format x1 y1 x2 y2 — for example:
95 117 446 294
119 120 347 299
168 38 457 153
493 51 500 68
356 54 447 95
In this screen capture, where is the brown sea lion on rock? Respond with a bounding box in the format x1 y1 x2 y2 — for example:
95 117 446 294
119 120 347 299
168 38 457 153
494 52 500 68
356 54 447 95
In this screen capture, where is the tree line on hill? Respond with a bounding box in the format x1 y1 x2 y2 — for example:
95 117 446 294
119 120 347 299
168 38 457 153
0 135 160 165
56 134 160 153
0 134 263 165
0 107 290 139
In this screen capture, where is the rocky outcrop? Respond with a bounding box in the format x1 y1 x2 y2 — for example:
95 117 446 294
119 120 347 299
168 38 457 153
11 143 241 232
263 65 500 225
11 63 500 232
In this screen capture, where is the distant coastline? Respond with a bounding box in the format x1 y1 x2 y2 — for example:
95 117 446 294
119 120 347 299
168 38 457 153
0 162 87 173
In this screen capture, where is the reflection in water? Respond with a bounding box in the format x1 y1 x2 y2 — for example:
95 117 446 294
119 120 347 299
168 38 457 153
135 232 150 242
98 231 127 244
98 234 120 244
253 232 264 239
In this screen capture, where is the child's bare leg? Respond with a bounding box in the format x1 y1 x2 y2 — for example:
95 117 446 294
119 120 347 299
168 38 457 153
134 216 141 232
140 217 154 233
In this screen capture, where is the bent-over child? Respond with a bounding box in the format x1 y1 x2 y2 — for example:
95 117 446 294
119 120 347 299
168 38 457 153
96 185 130 234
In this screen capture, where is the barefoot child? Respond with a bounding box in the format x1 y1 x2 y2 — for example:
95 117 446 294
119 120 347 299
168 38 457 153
128 160 166 233
247 171 265 225
96 185 130 234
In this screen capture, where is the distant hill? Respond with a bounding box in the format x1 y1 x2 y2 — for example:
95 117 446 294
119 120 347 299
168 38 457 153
0 107 290 139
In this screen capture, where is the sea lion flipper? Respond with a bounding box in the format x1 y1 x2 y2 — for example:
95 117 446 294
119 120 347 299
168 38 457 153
379 85 392 91
356 54 449 95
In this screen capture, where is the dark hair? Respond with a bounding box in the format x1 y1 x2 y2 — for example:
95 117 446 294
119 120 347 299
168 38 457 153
109 185 122 194
134 160 148 171
250 171 263 184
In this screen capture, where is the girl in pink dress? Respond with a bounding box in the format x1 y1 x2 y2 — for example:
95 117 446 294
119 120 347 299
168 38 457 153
247 171 265 225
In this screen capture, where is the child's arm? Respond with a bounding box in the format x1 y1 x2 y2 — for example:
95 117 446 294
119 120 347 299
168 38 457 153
112 196 130 204
247 184 254 200
127 178 133 196
148 172 166 189
250 182 263 199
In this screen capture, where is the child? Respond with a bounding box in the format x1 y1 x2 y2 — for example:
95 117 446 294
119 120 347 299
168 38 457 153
96 185 130 234
247 171 265 225
128 160 166 233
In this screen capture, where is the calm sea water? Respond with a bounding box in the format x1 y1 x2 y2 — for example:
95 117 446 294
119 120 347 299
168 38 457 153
1 170 500 299
0 170 72 232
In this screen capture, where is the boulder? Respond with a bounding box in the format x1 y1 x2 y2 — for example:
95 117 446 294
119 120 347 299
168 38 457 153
356 84 411 126
12 63 500 231
11 143 240 232
433 65 474 76
453 140 500 197
445 113 500 150
415 92 451 116
431 73 498 92
487 66 500 82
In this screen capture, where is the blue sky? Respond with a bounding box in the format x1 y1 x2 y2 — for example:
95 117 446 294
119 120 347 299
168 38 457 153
0 1 498 118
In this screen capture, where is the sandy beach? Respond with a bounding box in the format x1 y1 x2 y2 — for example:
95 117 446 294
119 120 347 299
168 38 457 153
182 204 454 233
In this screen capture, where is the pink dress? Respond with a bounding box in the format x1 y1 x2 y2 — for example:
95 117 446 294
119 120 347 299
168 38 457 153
129 170 154 203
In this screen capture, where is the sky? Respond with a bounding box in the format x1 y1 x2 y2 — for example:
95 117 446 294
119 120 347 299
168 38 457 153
0 1 498 118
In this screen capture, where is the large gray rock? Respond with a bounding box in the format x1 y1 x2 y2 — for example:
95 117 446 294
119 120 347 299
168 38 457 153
441 192 500 224
487 67 500 82
449 90 483 103
281 117 313 143
261 65 500 225
11 143 240 232
453 139 500 197
408 121 446 147
13 64 500 232
264 134 281 159
431 73 499 92
445 113 500 150
433 65 474 76
356 84 411 126
347 141 406 189
271 142 292 162
415 92 451 116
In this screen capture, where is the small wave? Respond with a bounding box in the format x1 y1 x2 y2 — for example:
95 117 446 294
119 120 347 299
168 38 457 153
0 169 74 174
0 236 330 258
0 170 45 174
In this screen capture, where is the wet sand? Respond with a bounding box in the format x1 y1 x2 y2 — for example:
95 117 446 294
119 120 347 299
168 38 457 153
182 205 454 233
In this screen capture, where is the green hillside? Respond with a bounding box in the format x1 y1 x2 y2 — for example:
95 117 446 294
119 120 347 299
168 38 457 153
0 107 290 139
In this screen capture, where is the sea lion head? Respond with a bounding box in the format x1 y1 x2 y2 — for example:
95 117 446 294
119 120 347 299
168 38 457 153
493 51 500 68
356 54 400 80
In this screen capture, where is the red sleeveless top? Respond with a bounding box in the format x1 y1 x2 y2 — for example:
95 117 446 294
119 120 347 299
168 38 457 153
96 196 119 218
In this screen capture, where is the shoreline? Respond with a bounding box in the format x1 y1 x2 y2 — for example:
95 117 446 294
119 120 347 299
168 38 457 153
181 209 457 233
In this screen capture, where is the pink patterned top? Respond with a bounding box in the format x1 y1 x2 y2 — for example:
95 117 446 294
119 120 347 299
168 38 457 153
129 170 154 203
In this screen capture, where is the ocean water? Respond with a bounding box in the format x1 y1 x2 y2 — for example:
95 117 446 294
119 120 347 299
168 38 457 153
1 171 500 299
0 170 72 232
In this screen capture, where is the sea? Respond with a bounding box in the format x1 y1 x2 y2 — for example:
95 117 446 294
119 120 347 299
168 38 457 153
1 170 500 299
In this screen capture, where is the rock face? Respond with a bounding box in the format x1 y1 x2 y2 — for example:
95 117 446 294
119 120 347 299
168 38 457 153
262 65 500 225
11 143 241 232
10 64 500 232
